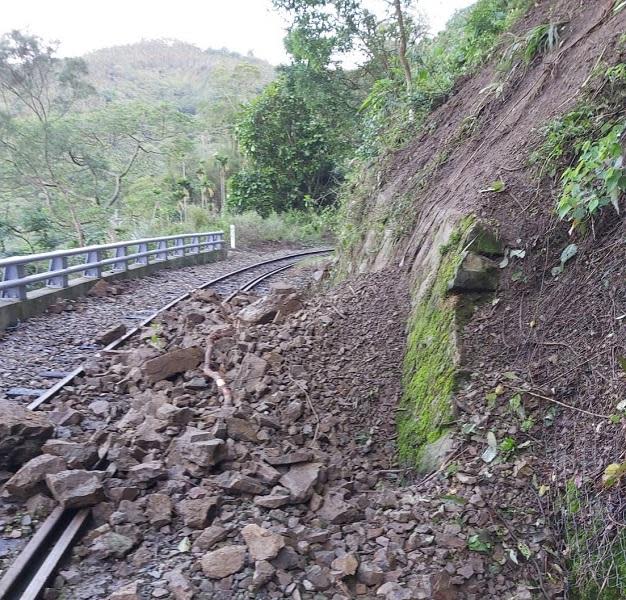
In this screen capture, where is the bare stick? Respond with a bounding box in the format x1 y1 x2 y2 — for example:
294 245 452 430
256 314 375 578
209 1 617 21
503 384 610 420
203 329 233 407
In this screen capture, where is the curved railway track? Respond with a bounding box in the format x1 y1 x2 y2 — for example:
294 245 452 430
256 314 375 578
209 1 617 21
0 248 332 600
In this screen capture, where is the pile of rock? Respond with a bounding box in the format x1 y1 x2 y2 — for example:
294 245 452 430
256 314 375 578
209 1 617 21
0 274 556 599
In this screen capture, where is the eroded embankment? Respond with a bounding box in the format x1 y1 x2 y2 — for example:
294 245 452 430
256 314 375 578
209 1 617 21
342 0 626 597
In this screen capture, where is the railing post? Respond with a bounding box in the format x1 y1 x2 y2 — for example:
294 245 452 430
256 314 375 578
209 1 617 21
156 240 167 261
136 242 148 265
201 235 210 252
190 236 199 254
46 256 69 288
1 264 27 300
113 246 127 271
174 238 184 257
84 250 102 278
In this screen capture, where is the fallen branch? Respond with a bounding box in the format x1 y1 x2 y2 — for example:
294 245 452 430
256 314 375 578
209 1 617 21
203 327 233 407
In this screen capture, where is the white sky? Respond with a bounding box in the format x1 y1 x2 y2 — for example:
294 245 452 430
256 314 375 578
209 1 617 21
1 0 475 64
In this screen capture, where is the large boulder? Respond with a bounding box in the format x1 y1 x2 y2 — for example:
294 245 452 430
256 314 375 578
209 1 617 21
0 400 54 470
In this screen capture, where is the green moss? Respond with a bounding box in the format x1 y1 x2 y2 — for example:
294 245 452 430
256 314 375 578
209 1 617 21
397 216 476 465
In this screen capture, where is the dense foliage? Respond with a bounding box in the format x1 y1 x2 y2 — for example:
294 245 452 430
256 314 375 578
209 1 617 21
0 35 273 254
230 0 533 215
0 0 541 254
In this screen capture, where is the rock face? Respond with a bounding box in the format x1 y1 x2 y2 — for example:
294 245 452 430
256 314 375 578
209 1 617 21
241 523 285 561
0 400 54 470
448 251 499 292
199 545 247 579
141 346 204 383
45 470 104 507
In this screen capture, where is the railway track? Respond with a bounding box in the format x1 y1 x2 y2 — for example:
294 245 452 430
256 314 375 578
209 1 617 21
0 248 332 600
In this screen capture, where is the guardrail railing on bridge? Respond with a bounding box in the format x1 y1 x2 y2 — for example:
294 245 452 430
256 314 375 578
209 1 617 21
0 231 225 301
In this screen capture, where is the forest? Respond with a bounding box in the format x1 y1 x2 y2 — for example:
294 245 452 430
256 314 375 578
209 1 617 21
0 0 534 254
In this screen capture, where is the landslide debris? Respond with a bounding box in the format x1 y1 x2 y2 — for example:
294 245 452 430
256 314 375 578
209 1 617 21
1 267 559 599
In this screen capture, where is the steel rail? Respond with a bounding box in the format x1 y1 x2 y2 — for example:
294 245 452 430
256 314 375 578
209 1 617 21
0 247 332 600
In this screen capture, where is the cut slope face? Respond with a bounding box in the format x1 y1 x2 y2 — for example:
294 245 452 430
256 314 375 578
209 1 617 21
344 0 626 596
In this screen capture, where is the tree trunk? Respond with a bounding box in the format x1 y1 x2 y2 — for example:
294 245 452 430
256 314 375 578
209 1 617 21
219 166 227 217
67 202 85 246
393 0 413 93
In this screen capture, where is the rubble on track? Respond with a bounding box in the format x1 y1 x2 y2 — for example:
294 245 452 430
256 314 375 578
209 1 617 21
1 264 559 599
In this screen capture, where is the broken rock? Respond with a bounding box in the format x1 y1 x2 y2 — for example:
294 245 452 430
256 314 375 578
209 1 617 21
165 568 195 600
107 581 141 600
233 353 267 393
176 497 219 529
331 553 359 577
90 531 135 559
241 524 285 561
96 323 127 346
0 400 54 470
145 493 172 527
279 462 322 503
45 470 104 508
200 545 246 579
318 491 362 524
3 454 66 500
41 439 98 469
142 346 204 383
192 525 227 552
252 560 276 590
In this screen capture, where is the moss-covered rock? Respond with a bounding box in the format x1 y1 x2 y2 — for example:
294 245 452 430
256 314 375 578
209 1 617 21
398 216 499 471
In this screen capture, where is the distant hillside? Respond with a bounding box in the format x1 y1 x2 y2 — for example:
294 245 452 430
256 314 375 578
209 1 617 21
83 39 276 113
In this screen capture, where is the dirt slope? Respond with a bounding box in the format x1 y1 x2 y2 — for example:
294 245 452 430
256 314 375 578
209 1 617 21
345 0 626 597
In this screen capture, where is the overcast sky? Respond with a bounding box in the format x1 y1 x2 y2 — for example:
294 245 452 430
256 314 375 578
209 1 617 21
2 0 475 64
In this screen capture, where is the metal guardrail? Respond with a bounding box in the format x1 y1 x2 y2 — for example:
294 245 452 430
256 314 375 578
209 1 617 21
0 231 225 300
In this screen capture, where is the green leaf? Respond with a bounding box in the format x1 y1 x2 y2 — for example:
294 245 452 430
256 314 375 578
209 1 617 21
468 533 492 553
560 244 578 264
480 179 507 193
602 462 626 488
517 542 532 559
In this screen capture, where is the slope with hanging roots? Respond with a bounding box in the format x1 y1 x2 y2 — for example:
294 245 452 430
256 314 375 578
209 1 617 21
341 0 626 596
